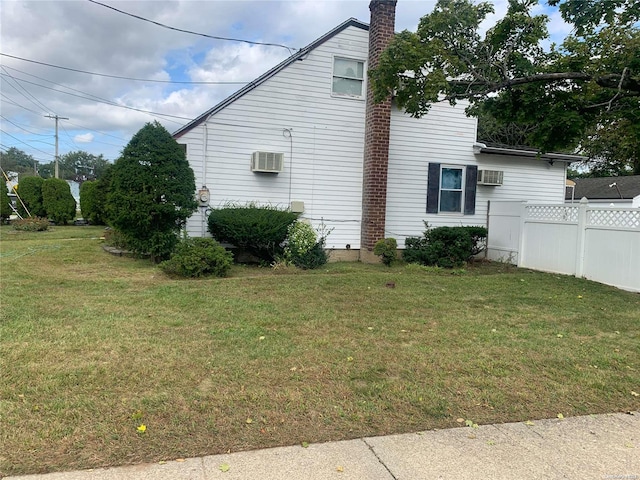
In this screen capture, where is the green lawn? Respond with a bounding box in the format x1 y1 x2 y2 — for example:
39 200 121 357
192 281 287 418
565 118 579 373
1 225 639 476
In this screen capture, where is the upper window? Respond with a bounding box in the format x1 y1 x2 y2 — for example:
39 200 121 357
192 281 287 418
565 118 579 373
427 163 478 215
332 58 365 97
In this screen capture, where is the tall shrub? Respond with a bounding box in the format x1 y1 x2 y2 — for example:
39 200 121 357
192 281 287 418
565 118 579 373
208 205 298 263
42 178 76 224
80 179 108 225
1 181 11 221
16 175 45 217
106 121 197 262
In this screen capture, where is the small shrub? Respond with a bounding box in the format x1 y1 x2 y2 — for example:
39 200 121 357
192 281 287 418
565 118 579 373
208 204 299 263
403 224 487 268
284 221 329 269
159 237 233 278
12 217 50 231
373 238 398 266
103 228 132 250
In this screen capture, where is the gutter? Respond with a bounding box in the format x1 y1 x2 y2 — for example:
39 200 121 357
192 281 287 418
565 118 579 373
473 142 586 163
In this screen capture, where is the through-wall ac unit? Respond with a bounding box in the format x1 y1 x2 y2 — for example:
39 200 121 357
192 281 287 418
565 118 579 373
477 169 504 186
251 151 283 173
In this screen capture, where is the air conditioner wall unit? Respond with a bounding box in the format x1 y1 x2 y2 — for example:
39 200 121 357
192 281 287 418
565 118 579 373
477 169 504 186
251 151 283 173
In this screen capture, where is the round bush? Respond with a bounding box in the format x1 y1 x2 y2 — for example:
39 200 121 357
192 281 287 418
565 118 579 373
284 221 329 269
159 237 233 278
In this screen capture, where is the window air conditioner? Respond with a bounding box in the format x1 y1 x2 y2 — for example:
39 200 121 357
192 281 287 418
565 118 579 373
251 152 283 173
477 169 504 186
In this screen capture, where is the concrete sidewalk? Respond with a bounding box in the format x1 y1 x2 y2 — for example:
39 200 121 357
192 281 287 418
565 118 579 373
6 412 639 480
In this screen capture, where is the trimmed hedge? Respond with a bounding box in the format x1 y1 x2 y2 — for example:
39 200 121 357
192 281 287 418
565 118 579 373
208 205 299 263
42 178 76 224
16 176 46 217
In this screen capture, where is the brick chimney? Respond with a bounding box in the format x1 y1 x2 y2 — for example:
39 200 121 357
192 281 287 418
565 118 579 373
360 0 397 262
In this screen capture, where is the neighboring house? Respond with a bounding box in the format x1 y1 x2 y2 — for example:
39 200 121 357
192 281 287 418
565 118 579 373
566 176 640 207
174 0 583 261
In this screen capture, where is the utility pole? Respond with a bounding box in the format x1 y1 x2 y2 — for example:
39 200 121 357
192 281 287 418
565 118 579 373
45 114 69 178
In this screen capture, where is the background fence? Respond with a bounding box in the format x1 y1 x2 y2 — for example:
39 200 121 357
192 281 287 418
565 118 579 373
487 198 640 293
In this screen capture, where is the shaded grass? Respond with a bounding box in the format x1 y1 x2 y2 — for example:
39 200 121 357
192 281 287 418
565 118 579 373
1 226 639 475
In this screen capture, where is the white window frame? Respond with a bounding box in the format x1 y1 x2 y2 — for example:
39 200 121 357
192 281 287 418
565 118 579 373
331 56 366 99
438 165 466 214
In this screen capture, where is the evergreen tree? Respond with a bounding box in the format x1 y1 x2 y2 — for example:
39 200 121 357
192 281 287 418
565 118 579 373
42 178 76 224
1 181 12 221
106 121 197 261
16 176 46 217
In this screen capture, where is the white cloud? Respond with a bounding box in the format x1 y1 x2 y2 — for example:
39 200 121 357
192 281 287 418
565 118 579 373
74 133 94 143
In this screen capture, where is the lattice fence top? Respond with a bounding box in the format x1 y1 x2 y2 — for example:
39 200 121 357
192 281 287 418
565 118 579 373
526 205 579 223
588 209 640 229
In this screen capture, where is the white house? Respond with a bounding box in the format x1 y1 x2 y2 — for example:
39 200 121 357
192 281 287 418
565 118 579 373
173 0 582 261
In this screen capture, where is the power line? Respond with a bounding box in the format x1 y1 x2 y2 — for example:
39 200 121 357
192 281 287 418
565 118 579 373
0 92 43 115
65 120 127 142
0 66 51 113
1 54 251 85
0 71 192 124
0 115 51 136
86 0 297 54
0 129 55 157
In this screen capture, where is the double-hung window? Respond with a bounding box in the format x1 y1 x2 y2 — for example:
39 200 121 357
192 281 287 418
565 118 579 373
427 163 478 215
439 166 464 213
332 58 365 98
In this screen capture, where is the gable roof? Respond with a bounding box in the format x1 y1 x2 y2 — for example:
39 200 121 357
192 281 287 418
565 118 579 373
565 175 640 200
173 18 369 138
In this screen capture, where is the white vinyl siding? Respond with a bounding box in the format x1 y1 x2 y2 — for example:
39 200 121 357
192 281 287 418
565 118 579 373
179 23 570 252
180 25 369 249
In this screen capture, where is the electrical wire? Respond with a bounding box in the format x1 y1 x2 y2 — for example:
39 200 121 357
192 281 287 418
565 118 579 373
0 71 192 124
0 130 55 157
0 115 51 136
86 0 297 54
64 120 127 142
0 66 51 113
0 92 43 115
1 54 251 85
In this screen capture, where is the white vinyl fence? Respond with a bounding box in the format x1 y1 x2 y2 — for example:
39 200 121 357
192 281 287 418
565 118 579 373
487 198 640 292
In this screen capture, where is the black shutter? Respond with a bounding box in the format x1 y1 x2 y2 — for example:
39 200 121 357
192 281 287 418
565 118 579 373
464 165 477 215
426 163 440 213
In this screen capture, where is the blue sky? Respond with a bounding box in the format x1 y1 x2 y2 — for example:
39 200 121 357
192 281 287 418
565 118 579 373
0 0 571 165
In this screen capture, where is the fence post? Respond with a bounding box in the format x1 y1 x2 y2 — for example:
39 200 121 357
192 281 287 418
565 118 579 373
517 201 528 267
575 197 588 278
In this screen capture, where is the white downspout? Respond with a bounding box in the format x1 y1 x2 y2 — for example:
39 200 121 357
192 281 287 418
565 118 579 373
202 121 209 237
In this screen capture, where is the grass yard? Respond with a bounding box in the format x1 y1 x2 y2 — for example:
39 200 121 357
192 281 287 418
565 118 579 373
1 226 639 476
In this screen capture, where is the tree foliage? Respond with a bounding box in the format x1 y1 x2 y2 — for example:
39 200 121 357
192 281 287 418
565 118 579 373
106 121 197 262
370 0 640 174
16 175 46 217
0 147 37 179
42 178 76 224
